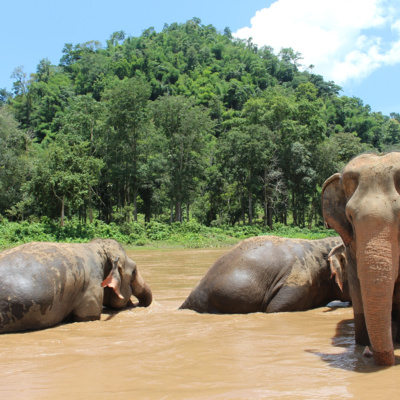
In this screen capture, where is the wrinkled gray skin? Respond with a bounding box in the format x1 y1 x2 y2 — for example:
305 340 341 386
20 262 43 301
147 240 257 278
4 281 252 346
180 236 350 314
322 152 400 366
0 239 152 333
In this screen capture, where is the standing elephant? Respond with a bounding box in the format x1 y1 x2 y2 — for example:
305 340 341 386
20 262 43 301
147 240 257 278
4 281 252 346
180 236 349 314
0 239 152 333
322 151 400 366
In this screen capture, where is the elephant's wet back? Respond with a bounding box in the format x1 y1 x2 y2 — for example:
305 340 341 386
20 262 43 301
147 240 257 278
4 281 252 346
0 247 398 399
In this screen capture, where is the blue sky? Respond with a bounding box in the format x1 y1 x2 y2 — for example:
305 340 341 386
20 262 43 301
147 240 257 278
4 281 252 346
2 0 400 116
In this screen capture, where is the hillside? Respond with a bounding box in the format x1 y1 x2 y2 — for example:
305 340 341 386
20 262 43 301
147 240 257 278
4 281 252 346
1 18 400 229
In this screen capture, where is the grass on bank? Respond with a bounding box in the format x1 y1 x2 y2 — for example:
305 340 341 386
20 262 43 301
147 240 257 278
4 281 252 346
0 217 339 251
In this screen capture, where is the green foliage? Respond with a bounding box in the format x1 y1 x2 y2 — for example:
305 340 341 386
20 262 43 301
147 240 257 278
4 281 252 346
2 19 398 234
152 95 214 221
26 136 104 224
0 108 31 215
145 221 172 240
0 219 338 250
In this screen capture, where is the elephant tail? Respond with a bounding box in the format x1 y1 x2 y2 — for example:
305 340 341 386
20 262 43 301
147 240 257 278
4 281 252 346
179 297 191 310
179 290 214 313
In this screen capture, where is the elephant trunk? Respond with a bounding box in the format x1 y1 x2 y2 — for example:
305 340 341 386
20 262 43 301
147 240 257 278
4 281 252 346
131 271 153 307
357 225 398 366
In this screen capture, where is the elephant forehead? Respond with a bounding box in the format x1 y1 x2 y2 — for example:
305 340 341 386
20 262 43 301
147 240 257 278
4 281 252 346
345 152 400 173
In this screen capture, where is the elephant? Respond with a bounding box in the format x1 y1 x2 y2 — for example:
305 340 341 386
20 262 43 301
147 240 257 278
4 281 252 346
322 151 400 366
0 239 152 333
179 235 350 314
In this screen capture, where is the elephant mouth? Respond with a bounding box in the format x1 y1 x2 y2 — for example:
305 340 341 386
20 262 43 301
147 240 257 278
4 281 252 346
131 279 153 307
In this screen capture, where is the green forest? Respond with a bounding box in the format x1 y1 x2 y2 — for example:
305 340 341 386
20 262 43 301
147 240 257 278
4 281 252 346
1 18 399 246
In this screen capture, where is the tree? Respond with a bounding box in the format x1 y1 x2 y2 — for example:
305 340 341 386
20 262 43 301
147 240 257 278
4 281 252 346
152 95 214 222
105 76 152 221
36 58 53 83
381 118 400 151
29 136 103 226
0 88 12 106
55 94 106 221
107 30 126 48
57 94 105 148
277 48 303 83
281 141 317 227
3 21 395 227
10 66 32 129
0 108 31 218
218 127 255 225
72 50 108 97
28 70 73 142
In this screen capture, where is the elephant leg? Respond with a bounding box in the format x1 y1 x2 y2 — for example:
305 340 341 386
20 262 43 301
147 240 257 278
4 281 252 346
393 282 400 343
72 292 103 322
396 314 400 343
353 313 370 346
265 286 309 312
349 274 370 346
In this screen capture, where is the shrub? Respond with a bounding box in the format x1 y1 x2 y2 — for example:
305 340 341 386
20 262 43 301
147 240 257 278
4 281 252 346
0 218 338 250
145 221 171 240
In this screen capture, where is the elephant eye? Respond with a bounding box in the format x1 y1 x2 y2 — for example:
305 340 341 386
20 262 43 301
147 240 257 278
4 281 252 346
131 269 137 280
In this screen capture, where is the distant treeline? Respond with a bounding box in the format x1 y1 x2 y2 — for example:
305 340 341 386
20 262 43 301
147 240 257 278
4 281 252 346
0 218 336 250
1 18 399 229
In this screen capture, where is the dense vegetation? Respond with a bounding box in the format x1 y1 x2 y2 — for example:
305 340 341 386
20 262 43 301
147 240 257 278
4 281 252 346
0 218 336 249
1 18 400 245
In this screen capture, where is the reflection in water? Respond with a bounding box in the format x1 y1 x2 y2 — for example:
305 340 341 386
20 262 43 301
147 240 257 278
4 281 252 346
1 247 400 399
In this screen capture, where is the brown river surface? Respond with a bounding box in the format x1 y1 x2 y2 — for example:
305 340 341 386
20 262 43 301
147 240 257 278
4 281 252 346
1 247 400 399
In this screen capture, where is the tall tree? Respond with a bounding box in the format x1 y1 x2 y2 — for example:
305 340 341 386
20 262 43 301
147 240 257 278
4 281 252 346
0 108 31 218
152 95 214 222
10 66 32 130
29 136 103 226
55 94 106 221
105 76 152 221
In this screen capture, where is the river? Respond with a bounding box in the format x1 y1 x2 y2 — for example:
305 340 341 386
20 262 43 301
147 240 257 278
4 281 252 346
1 247 400 399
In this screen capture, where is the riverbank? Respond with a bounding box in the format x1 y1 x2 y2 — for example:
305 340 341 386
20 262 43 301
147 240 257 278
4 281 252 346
0 219 338 250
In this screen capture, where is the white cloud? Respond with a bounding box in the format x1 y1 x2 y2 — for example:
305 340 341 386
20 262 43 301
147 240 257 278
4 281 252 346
234 0 400 85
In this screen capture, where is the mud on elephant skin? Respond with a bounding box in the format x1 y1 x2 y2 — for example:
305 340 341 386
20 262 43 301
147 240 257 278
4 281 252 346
322 151 400 366
0 239 152 333
180 235 350 314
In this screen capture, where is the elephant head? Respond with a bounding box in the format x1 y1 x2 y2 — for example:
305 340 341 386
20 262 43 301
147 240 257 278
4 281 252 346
99 240 153 309
322 152 400 366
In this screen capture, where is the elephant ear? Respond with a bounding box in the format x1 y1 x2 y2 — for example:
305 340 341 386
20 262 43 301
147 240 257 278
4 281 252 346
101 256 124 300
328 243 346 291
321 173 353 246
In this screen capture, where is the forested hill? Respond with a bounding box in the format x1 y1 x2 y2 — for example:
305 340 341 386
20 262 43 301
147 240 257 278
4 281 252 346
1 18 400 230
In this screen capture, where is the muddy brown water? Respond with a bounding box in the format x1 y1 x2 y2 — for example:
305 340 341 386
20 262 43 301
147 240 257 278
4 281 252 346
1 247 400 399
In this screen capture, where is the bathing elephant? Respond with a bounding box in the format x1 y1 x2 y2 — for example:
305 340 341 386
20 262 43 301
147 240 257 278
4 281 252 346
179 236 350 314
322 151 400 366
0 239 152 333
